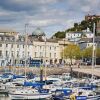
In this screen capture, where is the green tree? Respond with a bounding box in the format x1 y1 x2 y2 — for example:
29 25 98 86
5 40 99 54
74 23 79 31
96 47 100 58
53 31 65 38
80 20 88 30
66 17 100 36
82 47 100 58
82 47 92 58
62 44 81 65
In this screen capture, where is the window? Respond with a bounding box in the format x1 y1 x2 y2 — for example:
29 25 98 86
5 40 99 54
6 44 8 47
50 46 51 50
50 53 51 58
17 45 19 48
7 37 9 41
78 34 79 36
17 51 19 57
54 53 56 58
0 37 1 41
0 50 2 56
28 45 30 48
23 45 24 48
87 44 90 46
22 51 24 57
12 51 14 57
40 52 42 57
6 51 8 57
54 47 56 50
35 52 37 57
40 46 41 49
28 52 29 57
0 44 2 47
11 44 13 48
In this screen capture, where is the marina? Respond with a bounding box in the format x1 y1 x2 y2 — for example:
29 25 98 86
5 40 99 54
0 66 100 100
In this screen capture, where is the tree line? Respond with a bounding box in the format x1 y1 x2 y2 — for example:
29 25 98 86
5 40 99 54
62 44 100 64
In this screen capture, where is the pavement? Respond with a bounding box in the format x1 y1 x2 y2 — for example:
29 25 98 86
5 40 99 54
72 65 100 77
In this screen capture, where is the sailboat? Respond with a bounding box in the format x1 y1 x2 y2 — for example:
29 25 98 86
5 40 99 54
9 87 52 100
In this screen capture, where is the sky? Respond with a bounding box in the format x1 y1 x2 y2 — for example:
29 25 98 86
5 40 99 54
0 0 100 37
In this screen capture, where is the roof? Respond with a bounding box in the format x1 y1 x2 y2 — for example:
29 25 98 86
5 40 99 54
0 28 16 33
79 38 93 43
28 35 59 43
32 27 45 36
79 36 100 43
66 32 82 34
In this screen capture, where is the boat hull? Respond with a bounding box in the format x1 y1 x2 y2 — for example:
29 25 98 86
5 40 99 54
9 93 52 100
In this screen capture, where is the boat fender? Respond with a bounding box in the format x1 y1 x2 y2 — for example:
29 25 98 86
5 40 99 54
70 94 76 100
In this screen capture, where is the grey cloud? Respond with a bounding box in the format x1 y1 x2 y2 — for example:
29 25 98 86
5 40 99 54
0 0 36 12
0 0 58 12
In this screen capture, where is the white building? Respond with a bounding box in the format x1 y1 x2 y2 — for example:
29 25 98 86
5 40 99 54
82 28 93 38
66 32 82 40
0 34 33 66
0 28 61 66
32 40 60 63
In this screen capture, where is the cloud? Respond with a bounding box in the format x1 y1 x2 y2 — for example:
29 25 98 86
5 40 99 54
0 0 100 37
81 5 91 13
29 19 57 27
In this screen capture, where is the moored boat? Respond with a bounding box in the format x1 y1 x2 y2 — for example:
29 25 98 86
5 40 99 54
9 87 52 100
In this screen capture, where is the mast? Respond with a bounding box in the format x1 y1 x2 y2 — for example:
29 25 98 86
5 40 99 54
44 36 47 83
13 33 17 74
25 24 28 80
92 23 95 80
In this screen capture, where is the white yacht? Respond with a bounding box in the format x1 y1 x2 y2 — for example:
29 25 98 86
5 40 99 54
9 87 52 100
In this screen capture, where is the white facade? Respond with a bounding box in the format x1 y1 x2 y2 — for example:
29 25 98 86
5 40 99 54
0 34 61 66
66 32 82 40
86 43 97 48
85 33 93 38
82 28 93 38
33 41 60 63
0 42 33 66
